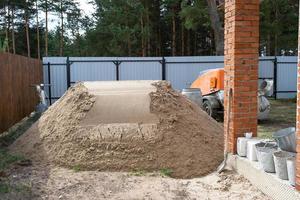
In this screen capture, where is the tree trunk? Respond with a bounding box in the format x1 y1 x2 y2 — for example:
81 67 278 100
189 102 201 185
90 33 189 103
194 31 197 55
125 7 131 56
181 23 185 56
267 33 271 56
11 7 16 54
45 0 48 56
5 5 10 52
187 30 191 55
146 9 151 56
172 8 176 56
154 0 161 56
76 33 81 56
36 0 41 59
274 34 278 56
141 15 146 56
25 7 31 57
3 4 9 52
206 0 224 55
126 28 132 56
60 0 64 56
274 3 278 56
127 36 132 56
157 21 162 56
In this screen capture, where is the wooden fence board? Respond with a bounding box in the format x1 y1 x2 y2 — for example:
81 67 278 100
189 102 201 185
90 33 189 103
0 53 42 133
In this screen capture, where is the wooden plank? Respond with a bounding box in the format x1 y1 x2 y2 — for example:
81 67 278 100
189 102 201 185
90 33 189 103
0 53 43 133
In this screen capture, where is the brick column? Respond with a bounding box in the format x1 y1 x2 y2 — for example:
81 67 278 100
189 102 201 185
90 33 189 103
296 3 300 190
224 1 260 153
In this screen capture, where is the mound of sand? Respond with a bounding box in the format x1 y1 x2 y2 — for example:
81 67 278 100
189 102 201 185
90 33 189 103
10 81 223 178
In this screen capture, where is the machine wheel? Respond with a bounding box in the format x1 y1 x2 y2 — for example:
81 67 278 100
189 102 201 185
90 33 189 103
202 100 218 119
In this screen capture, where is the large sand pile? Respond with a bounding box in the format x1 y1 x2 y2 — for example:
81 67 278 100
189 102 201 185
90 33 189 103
11 81 223 178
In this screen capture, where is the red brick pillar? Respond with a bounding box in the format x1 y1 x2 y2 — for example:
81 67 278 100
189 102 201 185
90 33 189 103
296 3 300 190
224 1 260 153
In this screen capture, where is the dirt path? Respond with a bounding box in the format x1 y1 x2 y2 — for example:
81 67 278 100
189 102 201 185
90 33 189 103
1 164 269 200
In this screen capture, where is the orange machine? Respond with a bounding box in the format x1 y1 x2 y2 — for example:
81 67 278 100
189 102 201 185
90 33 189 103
191 69 224 96
190 68 272 120
190 68 225 119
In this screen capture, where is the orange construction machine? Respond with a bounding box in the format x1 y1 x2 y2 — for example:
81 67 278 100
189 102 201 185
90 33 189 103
191 69 225 119
191 68 272 120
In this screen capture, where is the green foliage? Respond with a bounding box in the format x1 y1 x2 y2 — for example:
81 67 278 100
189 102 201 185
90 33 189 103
180 0 210 30
0 113 38 181
159 168 173 177
0 182 32 195
84 0 145 56
0 0 298 57
0 149 25 171
0 37 8 52
130 169 147 176
258 99 296 138
260 0 299 55
0 183 10 194
0 113 40 147
72 165 82 172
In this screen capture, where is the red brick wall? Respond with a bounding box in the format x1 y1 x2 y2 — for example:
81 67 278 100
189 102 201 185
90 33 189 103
296 3 300 190
224 0 260 153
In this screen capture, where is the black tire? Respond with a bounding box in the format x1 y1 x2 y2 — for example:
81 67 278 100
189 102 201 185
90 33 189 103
202 100 218 119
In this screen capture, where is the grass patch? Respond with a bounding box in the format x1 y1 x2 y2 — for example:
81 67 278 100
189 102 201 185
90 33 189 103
0 114 38 197
129 169 147 177
159 168 173 177
72 165 82 172
0 182 32 195
0 113 40 147
0 113 38 172
0 149 25 171
0 183 10 194
14 183 32 193
258 99 296 139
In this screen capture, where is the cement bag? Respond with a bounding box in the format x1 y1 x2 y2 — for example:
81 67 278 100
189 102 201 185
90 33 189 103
237 137 251 157
258 96 270 120
273 151 295 180
246 139 261 161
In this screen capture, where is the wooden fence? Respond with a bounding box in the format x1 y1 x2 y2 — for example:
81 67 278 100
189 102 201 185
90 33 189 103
0 53 43 133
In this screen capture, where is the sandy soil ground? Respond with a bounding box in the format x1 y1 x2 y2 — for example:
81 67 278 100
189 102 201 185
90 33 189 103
3 84 287 200
10 81 224 179
1 164 269 200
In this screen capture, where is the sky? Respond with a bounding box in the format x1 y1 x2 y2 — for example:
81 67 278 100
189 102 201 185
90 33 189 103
48 0 95 30
78 0 95 17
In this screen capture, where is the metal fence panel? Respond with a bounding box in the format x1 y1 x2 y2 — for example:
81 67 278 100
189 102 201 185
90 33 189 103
259 56 275 79
43 56 298 101
43 57 67 100
277 57 297 99
70 57 117 82
118 57 162 80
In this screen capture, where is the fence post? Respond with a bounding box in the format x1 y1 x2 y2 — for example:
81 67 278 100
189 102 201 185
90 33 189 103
273 56 278 99
113 61 121 81
66 56 71 88
161 57 166 80
47 62 52 105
